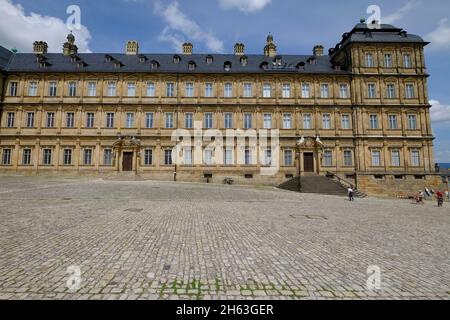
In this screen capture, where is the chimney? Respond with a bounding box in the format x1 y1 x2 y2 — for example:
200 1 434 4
234 43 245 55
33 41 48 55
313 45 324 56
126 41 139 55
63 32 78 56
182 42 193 55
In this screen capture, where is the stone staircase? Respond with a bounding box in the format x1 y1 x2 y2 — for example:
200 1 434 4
278 175 348 196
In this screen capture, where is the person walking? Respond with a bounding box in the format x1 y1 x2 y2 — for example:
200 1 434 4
436 191 444 207
348 187 355 202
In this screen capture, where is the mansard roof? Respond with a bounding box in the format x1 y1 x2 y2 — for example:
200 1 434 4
2 52 348 75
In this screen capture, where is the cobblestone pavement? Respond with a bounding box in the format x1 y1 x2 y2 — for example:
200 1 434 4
0 175 449 300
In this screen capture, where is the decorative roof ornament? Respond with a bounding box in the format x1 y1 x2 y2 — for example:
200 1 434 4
264 33 277 57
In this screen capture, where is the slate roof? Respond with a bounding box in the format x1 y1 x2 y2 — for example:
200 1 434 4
0 46 12 71
3 51 348 75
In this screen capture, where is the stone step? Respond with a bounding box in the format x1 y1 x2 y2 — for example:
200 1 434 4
278 175 348 196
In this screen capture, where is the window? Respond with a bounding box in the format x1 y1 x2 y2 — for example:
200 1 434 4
28 81 38 96
243 83 252 98
367 84 376 98
391 150 401 167
146 82 155 97
264 149 272 166
369 114 379 129
204 113 213 129
205 83 213 97
144 149 153 165
106 113 115 128
343 150 353 166
66 112 75 128
263 83 272 98
224 83 233 98
224 149 233 165
185 82 194 97
371 150 381 167
49 81 57 97
244 148 252 165
365 52 374 67
87 82 97 97
323 150 333 166
165 113 174 129
68 82 77 97
339 84 348 99
405 84 415 99
282 83 291 98
9 82 18 96
224 113 233 129
104 149 113 166
408 114 418 130
403 53 412 68
284 150 293 166
22 148 32 165
6 112 15 128
204 149 213 165
43 148 52 165
184 148 193 165
320 84 329 98
2 149 11 165
283 114 292 129
389 115 398 129
86 112 95 128
63 149 72 165
185 113 193 129
244 113 252 129
263 113 272 129
46 112 55 128
84 149 92 165
303 114 312 129
166 82 175 97
164 149 173 165
387 84 396 99
410 149 420 167
341 114 351 129
384 53 393 68
322 114 331 129
126 113 134 128
26 112 35 128
146 113 154 128
127 82 136 97
301 83 310 98
107 81 117 97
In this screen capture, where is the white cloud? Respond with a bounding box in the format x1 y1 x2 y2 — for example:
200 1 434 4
425 18 450 51
0 0 92 53
218 0 271 13
430 100 450 124
383 1 421 25
154 1 224 53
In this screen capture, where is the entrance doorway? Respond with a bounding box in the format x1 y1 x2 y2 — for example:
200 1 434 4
122 152 133 171
303 153 314 173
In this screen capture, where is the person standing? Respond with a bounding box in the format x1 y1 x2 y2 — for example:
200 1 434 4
436 191 444 207
348 187 354 202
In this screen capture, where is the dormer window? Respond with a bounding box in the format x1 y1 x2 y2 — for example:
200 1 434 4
188 61 196 71
399 31 407 38
296 62 306 70
150 60 160 70
307 57 316 65
173 55 181 64
105 55 113 63
364 31 373 38
139 55 147 63
274 55 282 66
240 56 248 66
206 55 213 64
224 61 232 71
260 62 269 70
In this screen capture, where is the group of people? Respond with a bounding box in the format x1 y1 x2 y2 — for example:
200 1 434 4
347 187 447 207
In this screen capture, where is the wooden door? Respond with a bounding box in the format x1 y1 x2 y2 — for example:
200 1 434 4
303 153 314 172
122 152 133 171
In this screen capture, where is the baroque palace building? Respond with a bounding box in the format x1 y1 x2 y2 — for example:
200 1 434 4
0 21 446 196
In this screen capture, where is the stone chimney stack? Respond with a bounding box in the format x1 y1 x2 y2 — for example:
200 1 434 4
234 43 245 55
313 45 324 56
63 32 78 56
264 33 277 58
33 41 48 55
182 42 193 55
126 41 139 55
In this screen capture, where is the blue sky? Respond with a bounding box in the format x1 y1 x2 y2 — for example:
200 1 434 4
0 0 449 162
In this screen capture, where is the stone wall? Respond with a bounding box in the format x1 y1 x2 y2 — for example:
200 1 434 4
356 174 448 198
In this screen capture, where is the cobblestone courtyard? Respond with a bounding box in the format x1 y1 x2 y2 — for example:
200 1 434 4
0 175 449 300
